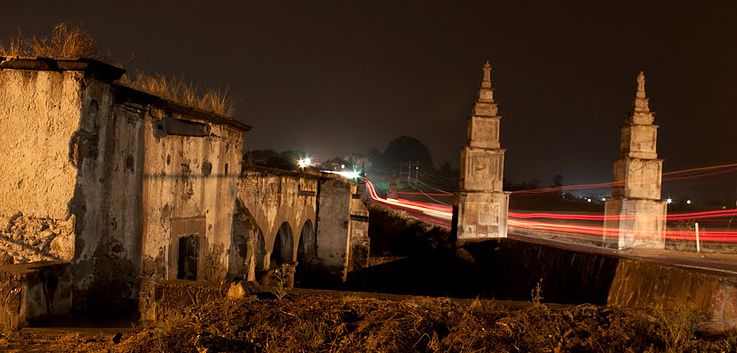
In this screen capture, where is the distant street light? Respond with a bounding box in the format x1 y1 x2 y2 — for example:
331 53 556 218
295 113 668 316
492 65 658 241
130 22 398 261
686 199 692 205
298 157 312 169
666 198 673 204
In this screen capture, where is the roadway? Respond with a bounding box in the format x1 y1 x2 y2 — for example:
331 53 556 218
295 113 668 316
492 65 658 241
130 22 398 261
508 231 737 277
364 179 737 278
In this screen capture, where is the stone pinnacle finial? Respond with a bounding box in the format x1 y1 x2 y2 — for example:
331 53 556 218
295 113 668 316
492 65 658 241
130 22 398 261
481 60 492 89
473 59 498 115
637 71 646 98
634 70 650 112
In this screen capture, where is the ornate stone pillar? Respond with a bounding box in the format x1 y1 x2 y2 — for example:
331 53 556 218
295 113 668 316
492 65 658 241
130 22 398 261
603 72 667 249
453 61 510 242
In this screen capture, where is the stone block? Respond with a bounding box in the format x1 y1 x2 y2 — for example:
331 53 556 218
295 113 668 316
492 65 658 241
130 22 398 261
226 281 247 299
459 147 504 192
604 197 666 249
467 116 500 149
612 158 663 200
455 191 509 241
619 124 659 159
472 102 498 117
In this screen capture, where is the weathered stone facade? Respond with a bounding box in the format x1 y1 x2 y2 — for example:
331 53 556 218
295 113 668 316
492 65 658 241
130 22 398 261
453 61 509 241
603 72 667 249
0 57 369 329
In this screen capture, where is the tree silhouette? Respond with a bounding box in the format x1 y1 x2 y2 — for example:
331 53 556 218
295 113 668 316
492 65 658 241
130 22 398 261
379 136 434 172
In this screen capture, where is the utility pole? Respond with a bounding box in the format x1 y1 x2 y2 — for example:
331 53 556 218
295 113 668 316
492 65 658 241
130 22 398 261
407 161 412 183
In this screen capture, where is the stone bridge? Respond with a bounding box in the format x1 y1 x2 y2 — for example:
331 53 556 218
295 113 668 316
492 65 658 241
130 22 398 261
234 167 368 286
0 57 368 329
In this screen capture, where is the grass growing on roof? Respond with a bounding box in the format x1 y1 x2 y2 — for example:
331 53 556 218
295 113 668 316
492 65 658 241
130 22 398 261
0 23 96 59
118 72 236 118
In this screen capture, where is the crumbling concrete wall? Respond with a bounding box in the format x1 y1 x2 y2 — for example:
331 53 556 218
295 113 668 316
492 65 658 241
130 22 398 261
69 79 145 314
315 178 353 281
1 58 375 322
0 65 141 313
0 59 250 318
0 70 82 263
139 113 244 286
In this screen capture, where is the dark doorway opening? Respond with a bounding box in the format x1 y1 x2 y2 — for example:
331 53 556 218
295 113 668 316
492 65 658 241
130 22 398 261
177 234 199 280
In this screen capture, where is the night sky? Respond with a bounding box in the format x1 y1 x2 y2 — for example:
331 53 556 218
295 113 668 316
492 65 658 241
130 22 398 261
2 1 736 199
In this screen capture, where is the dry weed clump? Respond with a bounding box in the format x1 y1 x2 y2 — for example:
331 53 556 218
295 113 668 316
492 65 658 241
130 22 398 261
650 299 708 353
0 23 97 59
118 72 236 117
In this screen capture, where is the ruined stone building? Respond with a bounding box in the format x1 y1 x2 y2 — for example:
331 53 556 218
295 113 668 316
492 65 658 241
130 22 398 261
453 61 510 241
603 72 667 249
0 57 369 330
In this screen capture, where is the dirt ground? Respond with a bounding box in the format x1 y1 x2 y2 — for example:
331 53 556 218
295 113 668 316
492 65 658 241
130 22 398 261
1 292 736 353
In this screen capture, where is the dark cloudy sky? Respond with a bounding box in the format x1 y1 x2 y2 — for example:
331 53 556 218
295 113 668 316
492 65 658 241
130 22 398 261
2 1 736 197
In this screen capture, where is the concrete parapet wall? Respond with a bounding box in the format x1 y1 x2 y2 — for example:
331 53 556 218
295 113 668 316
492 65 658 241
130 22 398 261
608 259 737 332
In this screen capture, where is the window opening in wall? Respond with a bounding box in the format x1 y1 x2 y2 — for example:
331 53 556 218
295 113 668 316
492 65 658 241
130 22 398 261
177 234 199 280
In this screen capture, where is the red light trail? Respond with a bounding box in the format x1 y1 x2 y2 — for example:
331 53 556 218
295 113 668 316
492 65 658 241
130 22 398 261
364 169 737 243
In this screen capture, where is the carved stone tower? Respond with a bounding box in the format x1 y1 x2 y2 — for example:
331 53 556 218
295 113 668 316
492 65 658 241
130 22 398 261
603 71 667 249
452 61 509 241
